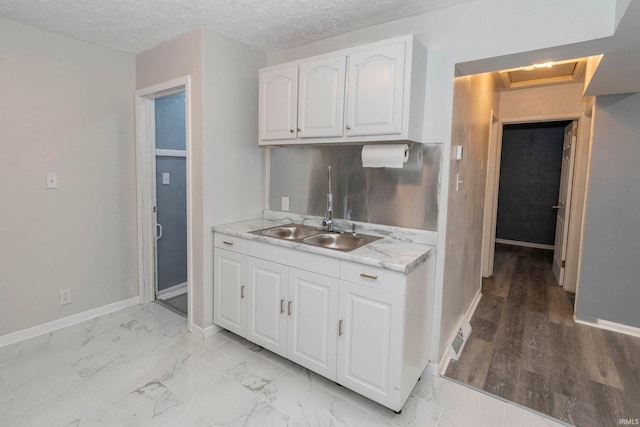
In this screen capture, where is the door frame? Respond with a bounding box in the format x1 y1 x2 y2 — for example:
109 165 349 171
481 113 586 292
135 76 193 332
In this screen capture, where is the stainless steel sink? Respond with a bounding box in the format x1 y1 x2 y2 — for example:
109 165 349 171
303 233 380 252
251 224 322 240
250 223 381 252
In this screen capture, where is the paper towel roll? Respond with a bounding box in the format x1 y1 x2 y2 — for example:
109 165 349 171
361 144 409 168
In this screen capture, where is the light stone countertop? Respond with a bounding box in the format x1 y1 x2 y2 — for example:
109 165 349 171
212 218 435 274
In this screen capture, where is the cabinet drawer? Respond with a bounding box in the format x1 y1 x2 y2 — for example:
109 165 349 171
214 233 248 254
340 261 405 294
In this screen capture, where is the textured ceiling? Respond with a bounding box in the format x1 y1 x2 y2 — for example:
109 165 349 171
0 0 475 54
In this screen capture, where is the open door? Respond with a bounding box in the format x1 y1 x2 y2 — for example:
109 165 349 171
552 121 577 285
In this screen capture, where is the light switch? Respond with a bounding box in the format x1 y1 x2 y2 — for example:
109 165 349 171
162 173 170 185
456 173 464 192
46 172 58 189
281 196 290 211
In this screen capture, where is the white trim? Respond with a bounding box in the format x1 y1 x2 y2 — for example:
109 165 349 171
135 76 194 334
192 323 223 339
574 318 640 339
157 282 188 299
0 297 140 348
439 290 482 375
155 149 186 158
482 112 500 278
495 238 554 250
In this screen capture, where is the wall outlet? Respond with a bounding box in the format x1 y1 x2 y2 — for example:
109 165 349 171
162 172 170 185
281 196 290 211
59 288 72 305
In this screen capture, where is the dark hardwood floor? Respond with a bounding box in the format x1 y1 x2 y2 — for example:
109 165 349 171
445 244 640 427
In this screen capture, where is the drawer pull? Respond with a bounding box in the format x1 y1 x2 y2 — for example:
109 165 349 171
241 285 245 298
360 273 378 280
338 320 343 336
288 301 292 316
223 241 234 246
280 299 285 314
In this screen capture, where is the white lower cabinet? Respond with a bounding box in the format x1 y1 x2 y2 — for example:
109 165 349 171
213 248 247 337
213 233 433 412
246 257 289 357
288 268 339 380
337 281 404 408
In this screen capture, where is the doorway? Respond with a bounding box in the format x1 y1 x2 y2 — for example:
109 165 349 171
135 77 193 329
483 118 580 290
154 92 188 316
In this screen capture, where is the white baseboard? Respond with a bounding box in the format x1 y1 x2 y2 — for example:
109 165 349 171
575 317 640 339
0 296 141 348
157 282 187 299
439 290 482 375
495 238 554 250
192 323 222 339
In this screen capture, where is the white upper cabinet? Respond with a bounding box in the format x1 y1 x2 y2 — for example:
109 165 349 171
298 56 346 138
258 35 426 145
345 42 405 137
259 65 298 141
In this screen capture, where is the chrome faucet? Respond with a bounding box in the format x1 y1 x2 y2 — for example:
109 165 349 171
322 165 334 232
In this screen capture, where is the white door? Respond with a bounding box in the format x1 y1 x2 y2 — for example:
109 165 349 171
246 258 289 357
298 56 346 138
287 268 339 380
213 249 246 337
259 66 298 141
345 42 405 136
337 281 404 407
552 121 577 284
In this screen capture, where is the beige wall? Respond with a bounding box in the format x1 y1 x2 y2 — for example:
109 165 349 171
136 30 265 329
440 72 500 357
0 19 137 335
201 30 266 327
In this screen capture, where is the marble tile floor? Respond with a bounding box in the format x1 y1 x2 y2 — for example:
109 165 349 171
0 302 567 427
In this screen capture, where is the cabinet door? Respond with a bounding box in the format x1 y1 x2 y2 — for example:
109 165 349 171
298 56 346 138
213 249 247 337
246 258 289 357
259 66 298 141
337 281 404 406
345 42 406 136
288 268 339 380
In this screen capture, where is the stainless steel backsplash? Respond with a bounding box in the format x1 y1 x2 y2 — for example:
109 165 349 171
269 144 441 231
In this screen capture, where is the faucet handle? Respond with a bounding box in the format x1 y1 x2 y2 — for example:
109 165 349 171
350 223 356 235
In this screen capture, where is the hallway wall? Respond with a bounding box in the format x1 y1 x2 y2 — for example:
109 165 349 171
577 92 640 328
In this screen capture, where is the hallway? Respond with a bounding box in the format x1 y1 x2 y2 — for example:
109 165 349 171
446 244 640 427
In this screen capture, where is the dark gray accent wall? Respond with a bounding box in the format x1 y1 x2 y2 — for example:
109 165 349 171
577 93 640 328
155 92 187 292
496 122 568 245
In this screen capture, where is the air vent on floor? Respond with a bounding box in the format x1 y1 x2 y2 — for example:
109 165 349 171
448 320 472 361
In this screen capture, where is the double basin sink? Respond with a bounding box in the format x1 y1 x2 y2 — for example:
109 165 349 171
250 223 380 252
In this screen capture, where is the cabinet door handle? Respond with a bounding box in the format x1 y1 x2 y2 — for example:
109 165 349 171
241 285 245 298
338 320 343 336
280 299 285 314
288 301 292 316
360 273 378 280
289 129 294 133
346 124 351 130
223 241 234 246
